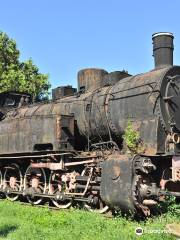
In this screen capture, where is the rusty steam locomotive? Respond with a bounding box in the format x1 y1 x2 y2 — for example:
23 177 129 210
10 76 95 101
0 32 179 216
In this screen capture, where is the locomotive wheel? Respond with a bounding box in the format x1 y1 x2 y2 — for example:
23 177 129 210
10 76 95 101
48 172 72 209
3 163 23 201
84 201 109 214
24 166 46 205
81 168 109 214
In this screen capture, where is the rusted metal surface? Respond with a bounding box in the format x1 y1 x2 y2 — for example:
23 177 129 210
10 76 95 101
107 153 129 161
52 86 76 100
104 71 131 86
100 156 135 213
0 32 179 216
172 156 180 181
77 68 108 92
56 116 61 141
56 115 75 150
0 110 75 154
152 32 174 68
0 33 179 157
31 162 64 170
1 65 180 156
31 159 97 170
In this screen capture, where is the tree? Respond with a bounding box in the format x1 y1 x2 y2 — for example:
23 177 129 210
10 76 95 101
0 31 50 99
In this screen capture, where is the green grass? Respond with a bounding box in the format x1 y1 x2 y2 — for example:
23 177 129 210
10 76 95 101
0 200 179 240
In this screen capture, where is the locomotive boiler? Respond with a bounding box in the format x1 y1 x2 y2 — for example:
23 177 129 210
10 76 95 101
0 32 179 216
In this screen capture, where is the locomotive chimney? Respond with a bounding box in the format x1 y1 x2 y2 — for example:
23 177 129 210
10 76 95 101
152 32 174 69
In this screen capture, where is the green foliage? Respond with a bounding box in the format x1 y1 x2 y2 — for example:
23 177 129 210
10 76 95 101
0 31 50 98
0 200 179 240
123 121 140 153
158 196 180 217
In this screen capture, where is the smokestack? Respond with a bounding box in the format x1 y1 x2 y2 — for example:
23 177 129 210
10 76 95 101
152 32 174 69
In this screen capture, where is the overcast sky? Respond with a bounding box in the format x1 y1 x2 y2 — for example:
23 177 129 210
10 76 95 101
1 0 180 89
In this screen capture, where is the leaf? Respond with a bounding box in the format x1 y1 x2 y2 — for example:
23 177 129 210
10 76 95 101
123 120 140 153
0 31 50 98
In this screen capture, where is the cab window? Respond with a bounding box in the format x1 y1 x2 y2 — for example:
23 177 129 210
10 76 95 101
3 97 15 107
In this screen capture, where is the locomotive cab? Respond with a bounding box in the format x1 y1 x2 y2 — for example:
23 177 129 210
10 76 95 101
0 91 31 120
0 91 31 108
